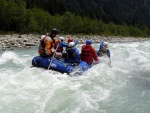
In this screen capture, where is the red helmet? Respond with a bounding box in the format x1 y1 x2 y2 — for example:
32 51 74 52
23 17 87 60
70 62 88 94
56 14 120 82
68 37 73 43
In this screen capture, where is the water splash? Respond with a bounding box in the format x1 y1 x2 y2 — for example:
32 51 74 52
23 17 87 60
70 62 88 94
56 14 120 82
0 41 150 113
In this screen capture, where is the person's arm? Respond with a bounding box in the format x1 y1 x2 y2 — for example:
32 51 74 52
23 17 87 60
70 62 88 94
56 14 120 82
92 47 98 62
74 48 81 61
107 49 110 57
74 40 78 45
59 42 69 48
54 39 59 49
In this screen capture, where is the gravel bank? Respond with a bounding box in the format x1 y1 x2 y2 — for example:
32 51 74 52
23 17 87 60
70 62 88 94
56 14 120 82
0 34 149 51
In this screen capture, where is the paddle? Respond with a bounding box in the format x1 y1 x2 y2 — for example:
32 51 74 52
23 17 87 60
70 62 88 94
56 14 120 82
48 44 59 70
109 57 111 64
108 57 112 67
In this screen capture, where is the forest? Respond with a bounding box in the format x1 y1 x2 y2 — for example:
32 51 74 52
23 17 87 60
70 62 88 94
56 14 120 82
0 0 150 37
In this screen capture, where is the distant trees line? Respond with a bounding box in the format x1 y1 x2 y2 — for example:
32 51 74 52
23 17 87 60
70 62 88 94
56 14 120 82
0 0 150 37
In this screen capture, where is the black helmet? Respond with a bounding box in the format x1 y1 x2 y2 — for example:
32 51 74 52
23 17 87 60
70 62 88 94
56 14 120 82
51 28 58 34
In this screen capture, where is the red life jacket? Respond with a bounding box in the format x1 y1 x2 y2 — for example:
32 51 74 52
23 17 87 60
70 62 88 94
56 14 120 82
81 45 93 57
81 45 98 64
57 46 63 53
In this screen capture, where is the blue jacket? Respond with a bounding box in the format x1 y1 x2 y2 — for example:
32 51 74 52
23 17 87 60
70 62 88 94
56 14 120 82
57 40 78 53
97 41 110 57
74 40 78 45
59 42 69 48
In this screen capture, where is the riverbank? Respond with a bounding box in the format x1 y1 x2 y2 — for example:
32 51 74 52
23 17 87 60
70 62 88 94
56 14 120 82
0 34 150 51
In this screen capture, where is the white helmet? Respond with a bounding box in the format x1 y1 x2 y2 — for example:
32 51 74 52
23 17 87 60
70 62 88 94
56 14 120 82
41 35 46 40
59 36 64 41
103 42 108 46
68 42 75 47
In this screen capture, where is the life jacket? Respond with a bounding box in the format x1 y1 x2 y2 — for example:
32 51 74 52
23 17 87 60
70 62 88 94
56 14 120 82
38 36 54 56
66 48 76 58
52 40 63 53
81 45 93 57
57 47 63 53
38 36 47 56
98 47 108 56
80 44 98 64
53 39 58 49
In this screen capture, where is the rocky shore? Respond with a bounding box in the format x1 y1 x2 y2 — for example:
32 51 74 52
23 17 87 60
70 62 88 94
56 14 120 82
0 34 150 51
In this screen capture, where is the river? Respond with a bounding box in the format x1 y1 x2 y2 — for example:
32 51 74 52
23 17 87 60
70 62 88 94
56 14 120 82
0 41 150 113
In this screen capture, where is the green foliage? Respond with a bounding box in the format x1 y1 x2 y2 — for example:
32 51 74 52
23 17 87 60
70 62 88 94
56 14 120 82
26 8 50 33
61 12 74 34
0 0 150 37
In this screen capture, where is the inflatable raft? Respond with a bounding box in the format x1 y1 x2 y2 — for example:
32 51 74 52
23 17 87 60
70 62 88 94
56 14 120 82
32 56 92 74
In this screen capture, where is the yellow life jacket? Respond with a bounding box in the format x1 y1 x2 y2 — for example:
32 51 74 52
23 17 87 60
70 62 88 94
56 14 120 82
99 47 108 56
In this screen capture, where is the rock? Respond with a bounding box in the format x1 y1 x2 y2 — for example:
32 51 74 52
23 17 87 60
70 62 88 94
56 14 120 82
25 43 35 46
0 34 149 51
18 35 22 38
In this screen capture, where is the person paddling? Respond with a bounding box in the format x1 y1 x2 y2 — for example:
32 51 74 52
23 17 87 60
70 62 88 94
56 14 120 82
38 28 60 58
67 37 78 47
80 40 99 64
63 42 80 64
55 36 69 53
97 41 110 58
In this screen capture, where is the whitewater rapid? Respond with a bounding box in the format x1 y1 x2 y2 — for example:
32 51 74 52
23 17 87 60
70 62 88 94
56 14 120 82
0 41 150 113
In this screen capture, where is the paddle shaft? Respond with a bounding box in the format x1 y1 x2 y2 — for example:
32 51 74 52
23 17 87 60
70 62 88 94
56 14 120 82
109 57 111 64
48 44 59 70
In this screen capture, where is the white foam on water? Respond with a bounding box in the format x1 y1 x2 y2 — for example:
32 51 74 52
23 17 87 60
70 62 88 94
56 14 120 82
0 51 19 64
0 41 150 113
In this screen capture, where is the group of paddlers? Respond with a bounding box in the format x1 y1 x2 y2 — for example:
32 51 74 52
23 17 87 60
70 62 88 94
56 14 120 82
38 28 110 65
